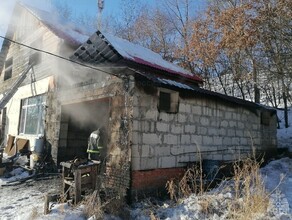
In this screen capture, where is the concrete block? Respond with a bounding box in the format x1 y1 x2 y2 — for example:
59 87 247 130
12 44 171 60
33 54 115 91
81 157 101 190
132 107 140 118
131 157 141 170
155 146 171 156
156 122 169 132
232 113 240 120
185 125 196 133
197 127 208 135
159 112 174 122
203 136 213 145
159 156 176 168
131 145 142 158
213 136 222 145
145 109 158 120
179 103 186 112
181 134 191 144
210 120 219 127
150 122 155 132
178 114 187 123
223 137 232 146
232 137 240 145
220 120 228 128
202 107 212 116
143 133 162 145
240 137 248 145
132 132 142 144
164 134 178 145
171 124 184 134
200 117 210 126
191 135 202 145
141 121 150 132
225 112 232 119
238 122 245 129
219 128 226 136
132 120 140 131
140 157 158 170
227 129 235 137
236 130 244 137
208 128 218 136
141 145 155 157
185 104 191 113
229 121 237 128
192 106 202 115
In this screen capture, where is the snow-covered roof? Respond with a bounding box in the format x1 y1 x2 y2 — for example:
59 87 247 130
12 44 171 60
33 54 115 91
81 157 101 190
102 33 203 83
72 31 203 83
18 4 203 83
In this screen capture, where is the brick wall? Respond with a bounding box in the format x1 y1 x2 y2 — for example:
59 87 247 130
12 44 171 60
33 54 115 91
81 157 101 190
131 167 185 199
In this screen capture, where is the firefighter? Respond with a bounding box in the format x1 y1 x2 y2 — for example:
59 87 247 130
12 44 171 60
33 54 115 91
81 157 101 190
87 128 103 161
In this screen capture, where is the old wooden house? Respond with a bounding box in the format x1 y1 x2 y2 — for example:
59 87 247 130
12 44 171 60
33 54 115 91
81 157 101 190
0 4 277 198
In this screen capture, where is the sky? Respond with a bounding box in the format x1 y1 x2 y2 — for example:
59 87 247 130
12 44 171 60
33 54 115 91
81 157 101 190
0 0 205 48
0 0 119 46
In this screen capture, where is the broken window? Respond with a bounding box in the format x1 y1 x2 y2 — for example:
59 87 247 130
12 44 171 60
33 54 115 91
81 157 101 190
29 52 41 65
4 58 13 81
29 38 42 66
19 95 46 135
158 88 179 113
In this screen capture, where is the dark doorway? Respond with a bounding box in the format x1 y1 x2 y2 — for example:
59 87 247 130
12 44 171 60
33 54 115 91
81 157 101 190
58 99 109 162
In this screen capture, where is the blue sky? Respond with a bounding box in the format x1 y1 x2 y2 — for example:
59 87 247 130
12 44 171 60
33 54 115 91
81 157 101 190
0 0 205 47
0 0 130 46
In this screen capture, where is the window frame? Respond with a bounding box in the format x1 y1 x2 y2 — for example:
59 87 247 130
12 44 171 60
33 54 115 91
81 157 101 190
18 94 46 135
4 57 13 81
158 88 179 113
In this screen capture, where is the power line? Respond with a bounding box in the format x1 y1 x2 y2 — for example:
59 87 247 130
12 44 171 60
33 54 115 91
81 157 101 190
0 35 122 76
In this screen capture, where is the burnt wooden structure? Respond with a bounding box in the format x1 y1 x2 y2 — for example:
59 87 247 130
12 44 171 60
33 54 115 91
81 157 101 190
61 160 99 204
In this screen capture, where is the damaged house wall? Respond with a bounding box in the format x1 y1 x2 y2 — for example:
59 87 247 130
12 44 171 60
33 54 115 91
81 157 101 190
54 72 133 197
0 6 63 148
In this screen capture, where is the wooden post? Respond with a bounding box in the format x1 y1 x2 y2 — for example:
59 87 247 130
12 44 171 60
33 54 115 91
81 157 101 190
74 169 82 204
44 193 60 215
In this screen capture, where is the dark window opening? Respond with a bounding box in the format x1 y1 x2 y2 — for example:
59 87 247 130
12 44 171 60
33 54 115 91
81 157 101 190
158 89 179 113
261 111 271 126
159 92 171 112
4 58 13 81
29 52 41 65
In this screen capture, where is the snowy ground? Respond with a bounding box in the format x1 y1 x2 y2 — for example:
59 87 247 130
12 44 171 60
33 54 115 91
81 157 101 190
277 108 292 150
0 108 292 220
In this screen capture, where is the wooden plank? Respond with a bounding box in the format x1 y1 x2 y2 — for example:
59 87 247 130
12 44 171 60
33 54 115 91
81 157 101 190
63 179 75 187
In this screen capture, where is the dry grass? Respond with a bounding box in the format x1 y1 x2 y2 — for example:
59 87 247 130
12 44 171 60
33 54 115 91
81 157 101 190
226 157 269 220
82 190 104 219
166 165 203 202
28 207 39 220
166 156 271 219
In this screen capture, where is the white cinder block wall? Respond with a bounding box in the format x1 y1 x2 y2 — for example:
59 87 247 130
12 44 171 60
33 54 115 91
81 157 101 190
131 86 277 171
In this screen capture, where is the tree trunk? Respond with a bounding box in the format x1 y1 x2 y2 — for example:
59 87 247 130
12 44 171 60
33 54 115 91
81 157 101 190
283 90 289 128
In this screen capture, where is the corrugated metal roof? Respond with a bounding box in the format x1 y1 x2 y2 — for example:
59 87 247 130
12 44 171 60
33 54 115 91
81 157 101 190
135 71 275 113
71 31 203 84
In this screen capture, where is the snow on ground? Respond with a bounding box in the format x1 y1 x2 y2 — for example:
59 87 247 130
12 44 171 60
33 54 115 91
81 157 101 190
3 160 292 220
277 108 292 150
1 108 292 219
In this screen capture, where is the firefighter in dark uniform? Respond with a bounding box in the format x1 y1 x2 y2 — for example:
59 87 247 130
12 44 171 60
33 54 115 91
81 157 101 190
87 128 103 161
